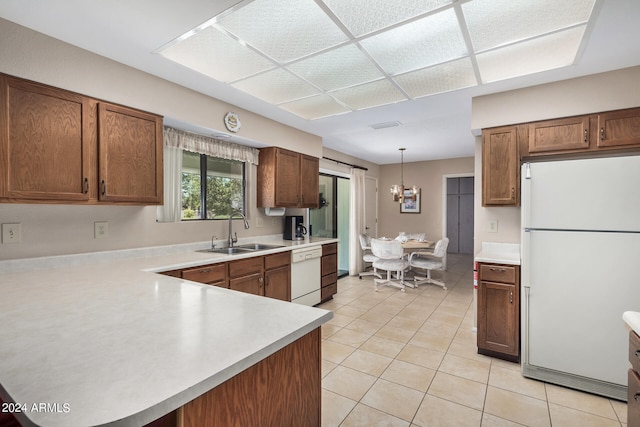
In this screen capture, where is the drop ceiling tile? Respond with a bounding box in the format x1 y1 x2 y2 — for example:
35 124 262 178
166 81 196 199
463 0 596 51
330 79 407 111
288 44 384 91
322 0 452 37
476 26 586 83
160 27 275 82
216 0 348 63
232 68 320 104
360 8 467 75
279 94 351 120
394 58 477 98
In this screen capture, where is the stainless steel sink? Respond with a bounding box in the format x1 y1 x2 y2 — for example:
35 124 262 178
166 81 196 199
196 243 284 255
197 247 255 255
236 243 285 251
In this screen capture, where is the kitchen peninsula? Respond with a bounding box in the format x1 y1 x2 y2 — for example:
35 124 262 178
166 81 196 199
0 238 334 427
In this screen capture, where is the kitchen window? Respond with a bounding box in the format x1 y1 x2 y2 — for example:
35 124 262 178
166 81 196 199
181 151 245 220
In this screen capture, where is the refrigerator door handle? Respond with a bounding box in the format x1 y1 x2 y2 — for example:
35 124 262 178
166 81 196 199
523 285 531 366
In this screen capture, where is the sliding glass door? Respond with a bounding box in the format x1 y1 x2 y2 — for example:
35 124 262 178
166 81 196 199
309 174 350 277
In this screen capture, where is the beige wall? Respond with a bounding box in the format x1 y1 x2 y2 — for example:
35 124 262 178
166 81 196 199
378 157 474 242
0 19 326 260
471 65 640 255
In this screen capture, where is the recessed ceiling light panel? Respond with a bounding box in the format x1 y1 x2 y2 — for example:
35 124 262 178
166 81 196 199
476 26 586 83
160 27 274 82
360 8 467 75
288 44 384 91
232 68 320 104
323 0 453 37
217 0 348 63
330 79 407 111
463 0 596 51
394 58 477 98
280 94 351 120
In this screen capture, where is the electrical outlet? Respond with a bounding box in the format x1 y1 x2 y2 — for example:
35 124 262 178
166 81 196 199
94 221 109 239
255 217 264 228
2 223 21 243
488 220 498 233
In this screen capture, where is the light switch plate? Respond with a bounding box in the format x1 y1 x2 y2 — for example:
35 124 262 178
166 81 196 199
2 223 21 243
488 220 498 233
94 221 109 239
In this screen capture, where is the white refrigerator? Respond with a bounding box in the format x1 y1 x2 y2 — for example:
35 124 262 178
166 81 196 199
521 155 640 400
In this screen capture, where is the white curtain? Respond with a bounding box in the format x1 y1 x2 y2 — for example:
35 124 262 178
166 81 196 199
163 126 259 165
349 168 366 276
156 145 183 222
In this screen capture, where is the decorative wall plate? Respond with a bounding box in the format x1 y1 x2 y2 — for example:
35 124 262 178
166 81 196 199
224 112 241 133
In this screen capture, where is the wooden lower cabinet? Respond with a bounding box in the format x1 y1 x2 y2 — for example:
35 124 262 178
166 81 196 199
229 257 264 296
264 252 291 301
477 263 520 362
170 251 292 300
181 328 321 427
321 243 338 302
182 263 227 288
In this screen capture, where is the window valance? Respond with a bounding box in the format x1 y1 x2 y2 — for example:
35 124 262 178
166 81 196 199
163 126 259 165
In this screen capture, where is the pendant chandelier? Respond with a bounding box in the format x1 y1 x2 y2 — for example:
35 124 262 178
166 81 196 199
390 148 419 202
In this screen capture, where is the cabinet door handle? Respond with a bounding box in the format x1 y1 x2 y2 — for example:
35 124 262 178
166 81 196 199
489 267 506 272
635 350 640 358
600 127 605 140
101 180 106 196
265 276 270 286
510 291 513 304
511 187 515 199
84 178 89 194
635 392 640 402
583 129 588 142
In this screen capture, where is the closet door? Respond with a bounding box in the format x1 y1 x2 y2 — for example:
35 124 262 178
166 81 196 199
446 177 474 254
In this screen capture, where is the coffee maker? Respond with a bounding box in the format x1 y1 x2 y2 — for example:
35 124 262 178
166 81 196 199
283 215 307 241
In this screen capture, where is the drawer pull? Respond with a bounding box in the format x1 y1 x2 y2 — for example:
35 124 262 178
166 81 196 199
635 350 640 358
489 267 507 272
635 392 640 402
199 269 212 273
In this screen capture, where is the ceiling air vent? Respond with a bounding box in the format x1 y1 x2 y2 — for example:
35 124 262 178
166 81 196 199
369 121 402 130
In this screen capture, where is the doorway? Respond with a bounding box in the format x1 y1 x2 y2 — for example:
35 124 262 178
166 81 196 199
446 176 474 254
309 174 350 277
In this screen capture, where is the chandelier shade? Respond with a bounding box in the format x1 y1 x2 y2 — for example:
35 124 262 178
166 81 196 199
390 148 419 203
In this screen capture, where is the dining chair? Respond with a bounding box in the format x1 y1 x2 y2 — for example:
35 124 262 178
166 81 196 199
358 233 381 280
370 238 410 292
408 237 449 290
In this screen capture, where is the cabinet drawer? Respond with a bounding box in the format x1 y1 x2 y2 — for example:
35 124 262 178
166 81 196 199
321 272 337 288
322 243 337 256
228 256 263 278
629 369 640 426
265 251 290 270
479 264 517 284
321 282 337 301
630 331 640 373
183 264 226 284
321 255 337 276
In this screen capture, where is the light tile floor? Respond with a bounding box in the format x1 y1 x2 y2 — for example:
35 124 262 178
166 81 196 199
317 254 628 427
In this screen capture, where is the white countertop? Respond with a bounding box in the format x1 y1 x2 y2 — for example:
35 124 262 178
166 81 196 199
0 237 336 427
474 242 521 265
623 311 640 336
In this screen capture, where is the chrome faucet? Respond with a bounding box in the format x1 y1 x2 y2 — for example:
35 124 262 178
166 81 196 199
228 209 250 247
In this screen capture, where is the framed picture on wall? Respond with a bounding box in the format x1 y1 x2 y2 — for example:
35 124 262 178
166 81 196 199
400 190 421 213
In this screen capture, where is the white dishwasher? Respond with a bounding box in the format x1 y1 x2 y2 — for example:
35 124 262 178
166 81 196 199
290 246 322 306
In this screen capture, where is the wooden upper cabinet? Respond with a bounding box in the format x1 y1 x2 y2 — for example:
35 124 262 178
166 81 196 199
0 74 93 201
98 103 163 204
299 154 319 208
528 116 590 154
596 108 640 148
257 147 319 209
0 74 163 205
482 126 520 206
